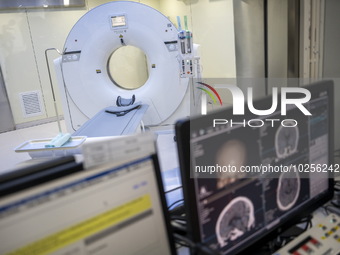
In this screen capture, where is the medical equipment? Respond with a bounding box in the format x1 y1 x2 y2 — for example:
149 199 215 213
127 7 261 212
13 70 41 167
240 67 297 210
177 16 194 78
54 1 199 135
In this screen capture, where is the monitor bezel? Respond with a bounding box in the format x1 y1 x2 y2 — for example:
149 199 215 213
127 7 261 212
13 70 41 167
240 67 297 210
151 154 178 255
0 156 83 198
175 80 335 254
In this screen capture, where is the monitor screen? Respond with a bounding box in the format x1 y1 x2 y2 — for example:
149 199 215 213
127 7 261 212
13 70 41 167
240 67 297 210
0 143 175 254
175 80 334 254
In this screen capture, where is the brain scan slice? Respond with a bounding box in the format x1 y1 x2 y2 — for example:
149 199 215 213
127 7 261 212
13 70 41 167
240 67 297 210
215 139 247 188
275 122 299 159
216 197 255 247
277 171 300 211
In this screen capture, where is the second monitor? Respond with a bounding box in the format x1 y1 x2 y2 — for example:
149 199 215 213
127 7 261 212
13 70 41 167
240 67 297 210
176 80 334 254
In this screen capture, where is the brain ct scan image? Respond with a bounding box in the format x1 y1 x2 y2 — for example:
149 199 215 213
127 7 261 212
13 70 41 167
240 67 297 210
216 196 255 247
277 171 300 211
275 121 299 159
215 139 247 188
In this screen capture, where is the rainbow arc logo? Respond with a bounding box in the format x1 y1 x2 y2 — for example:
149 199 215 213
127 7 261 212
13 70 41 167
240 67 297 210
196 82 222 106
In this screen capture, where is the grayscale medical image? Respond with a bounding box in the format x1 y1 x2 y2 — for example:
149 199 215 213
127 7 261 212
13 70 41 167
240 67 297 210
216 197 255 247
277 171 300 211
215 139 247 188
275 122 299 159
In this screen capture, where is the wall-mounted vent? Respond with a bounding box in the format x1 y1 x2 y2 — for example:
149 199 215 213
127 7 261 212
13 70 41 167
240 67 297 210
19 91 44 118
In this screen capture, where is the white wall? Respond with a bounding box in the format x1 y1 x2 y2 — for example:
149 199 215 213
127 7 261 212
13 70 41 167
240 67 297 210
323 0 340 153
0 12 42 125
268 0 288 78
0 8 86 126
160 0 236 78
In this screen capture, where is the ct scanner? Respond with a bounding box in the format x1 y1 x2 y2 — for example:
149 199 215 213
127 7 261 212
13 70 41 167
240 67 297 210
54 1 200 136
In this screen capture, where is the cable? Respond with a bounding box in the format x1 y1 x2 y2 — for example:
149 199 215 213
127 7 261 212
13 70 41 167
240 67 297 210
323 204 333 215
302 216 313 230
173 234 220 255
171 215 186 221
331 201 340 208
171 220 187 235
174 233 195 247
140 120 145 132
262 215 314 253
168 199 184 210
165 185 182 194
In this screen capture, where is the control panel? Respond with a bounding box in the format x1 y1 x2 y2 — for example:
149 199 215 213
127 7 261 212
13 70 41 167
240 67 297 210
274 214 340 255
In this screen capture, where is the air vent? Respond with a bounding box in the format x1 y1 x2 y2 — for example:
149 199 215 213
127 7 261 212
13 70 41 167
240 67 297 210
19 91 44 118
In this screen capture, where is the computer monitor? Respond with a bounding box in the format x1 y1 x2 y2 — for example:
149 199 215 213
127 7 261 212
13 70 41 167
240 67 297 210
0 156 83 197
0 136 176 255
175 80 334 254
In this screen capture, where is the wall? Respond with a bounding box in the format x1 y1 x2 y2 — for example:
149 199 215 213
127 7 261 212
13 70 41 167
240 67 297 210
160 0 236 78
159 0 236 109
87 0 160 10
0 8 86 126
323 0 340 152
268 0 288 79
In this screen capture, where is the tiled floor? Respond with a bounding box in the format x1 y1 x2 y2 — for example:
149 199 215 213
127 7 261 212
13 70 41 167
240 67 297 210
0 121 69 174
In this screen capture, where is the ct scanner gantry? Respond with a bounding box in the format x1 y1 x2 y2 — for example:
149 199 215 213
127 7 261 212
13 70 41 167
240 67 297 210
54 1 200 137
